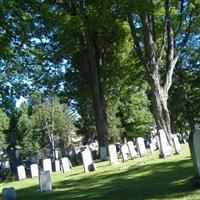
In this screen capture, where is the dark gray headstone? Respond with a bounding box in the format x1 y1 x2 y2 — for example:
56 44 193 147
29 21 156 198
100 147 107 161
39 171 52 192
2 187 16 200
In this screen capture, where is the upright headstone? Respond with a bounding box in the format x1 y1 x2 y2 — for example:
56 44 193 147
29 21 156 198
55 149 59 160
81 147 96 173
136 137 147 157
2 187 16 200
159 129 171 157
39 171 52 192
189 129 200 187
127 141 137 159
43 159 52 174
150 137 157 151
61 157 70 173
30 164 39 178
172 135 181 154
17 165 26 180
100 147 107 161
55 160 60 172
108 144 118 165
156 135 161 150
1 161 10 171
149 143 155 154
121 144 128 162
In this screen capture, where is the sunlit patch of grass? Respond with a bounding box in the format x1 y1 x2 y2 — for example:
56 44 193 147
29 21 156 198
0 144 199 200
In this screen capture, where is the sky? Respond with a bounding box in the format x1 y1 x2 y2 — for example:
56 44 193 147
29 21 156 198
16 96 26 108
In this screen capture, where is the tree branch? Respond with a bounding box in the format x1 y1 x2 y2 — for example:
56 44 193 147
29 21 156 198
128 13 146 67
178 8 195 51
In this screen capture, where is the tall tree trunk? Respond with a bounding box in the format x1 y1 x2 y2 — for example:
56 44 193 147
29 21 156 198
85 31 108 157
149 73 172 143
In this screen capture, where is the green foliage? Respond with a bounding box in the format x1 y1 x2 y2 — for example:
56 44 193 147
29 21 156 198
107 100 124 143
16 97 75 156
0 108 9 149
119 84 154 138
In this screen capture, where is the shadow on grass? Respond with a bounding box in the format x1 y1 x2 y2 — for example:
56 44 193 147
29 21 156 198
16 158 197 200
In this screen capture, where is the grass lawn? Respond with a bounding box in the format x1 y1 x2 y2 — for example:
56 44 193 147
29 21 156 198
1 144 200 200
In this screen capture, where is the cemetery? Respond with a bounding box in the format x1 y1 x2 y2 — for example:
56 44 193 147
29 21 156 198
0 0 200 199
1 131 200 199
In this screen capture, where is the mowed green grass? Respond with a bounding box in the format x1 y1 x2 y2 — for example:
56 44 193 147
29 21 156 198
1 144 200 200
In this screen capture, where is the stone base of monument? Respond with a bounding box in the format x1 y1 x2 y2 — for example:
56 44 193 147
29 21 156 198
191 177 200 188
159 152 171 158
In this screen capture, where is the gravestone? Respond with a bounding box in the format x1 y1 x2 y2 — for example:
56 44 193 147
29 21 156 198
127 141 137 159
1 161 10 171
108 144 118 165
100 147 107 161
156 135 160 150
55 149 59 160
189 130 200 176
81 147 96 173
17 165 26 180
150 137 157 151
39 171 52 192
172 135 181 154
136 137 147 157
43 159 52 174
149 143 155 154
61 157 70 173
2 187 16 200
159 129 171 157
30 164 39 178
55 160 60 172
121 144 128 162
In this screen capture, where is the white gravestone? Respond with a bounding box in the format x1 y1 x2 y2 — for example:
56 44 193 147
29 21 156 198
61 157 70 173
136 137 147 157
100 146 107 161
127 141 137 159
149 143 155 154
159 129 172 157
150 137 157 151
55 160 60 172
81 147 96 173
43 159 52 174
108 144 118 165
121 144 128 162
39 171 52 192
173 135 181 154
17 165 26 180
30 164 39 178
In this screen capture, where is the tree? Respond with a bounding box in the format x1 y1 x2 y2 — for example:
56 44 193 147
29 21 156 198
0 109 10 150
169 35 200 134
126 0 200 141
